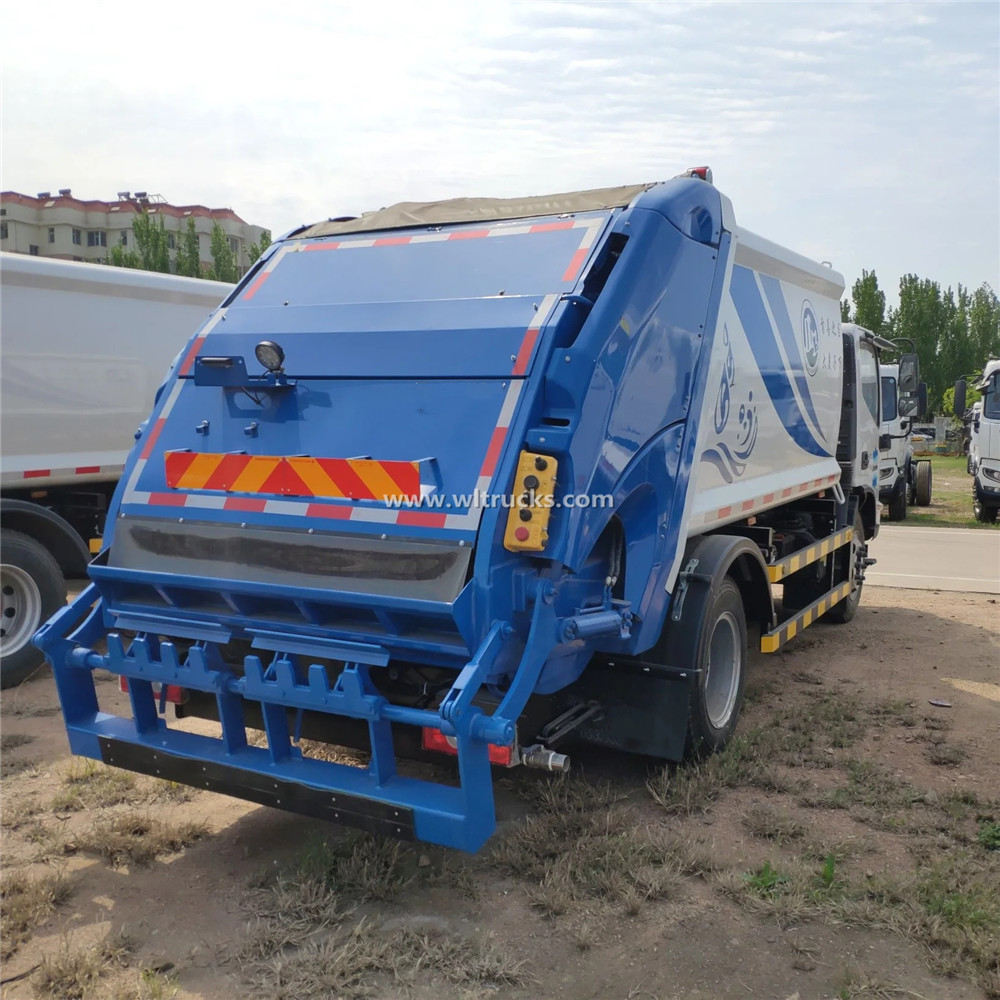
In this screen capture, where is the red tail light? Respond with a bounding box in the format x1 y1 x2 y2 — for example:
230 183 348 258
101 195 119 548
421 727 514 767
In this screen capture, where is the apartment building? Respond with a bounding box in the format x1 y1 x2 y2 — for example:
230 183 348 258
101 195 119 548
0 189 268 275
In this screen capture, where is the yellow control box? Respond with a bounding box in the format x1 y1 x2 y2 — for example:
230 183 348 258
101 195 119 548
503 451 558 552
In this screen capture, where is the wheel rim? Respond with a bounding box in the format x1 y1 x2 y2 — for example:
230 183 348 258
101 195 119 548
705 611 741 729
0 563 43 656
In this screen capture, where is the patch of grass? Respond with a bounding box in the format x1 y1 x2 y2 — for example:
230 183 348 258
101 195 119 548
893 454 992 529
32 932 134 999
1 732 35 751
646 735 791 815
830 848 1000 994
294 833 411 903
242 922 528 998
1 754 42 779
50 760 193 812
741 803 806 844
77 811 208 869
51 760 138 811
924 741 968 768
492 776 683 914
827 758 917 813
0 869 73 960
867 698 918 729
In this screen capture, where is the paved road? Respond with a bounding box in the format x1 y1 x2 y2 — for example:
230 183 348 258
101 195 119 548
867 525 1000 594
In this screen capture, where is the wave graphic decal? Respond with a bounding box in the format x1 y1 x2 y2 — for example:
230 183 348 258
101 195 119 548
729 266 831 458
758 275 827 443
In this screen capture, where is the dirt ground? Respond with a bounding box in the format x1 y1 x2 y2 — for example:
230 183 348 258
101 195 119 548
1 585 998 1000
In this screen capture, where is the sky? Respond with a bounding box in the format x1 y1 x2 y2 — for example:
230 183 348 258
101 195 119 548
2 0 997 303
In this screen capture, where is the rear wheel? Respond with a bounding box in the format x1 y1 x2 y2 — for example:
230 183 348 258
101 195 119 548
685 577 747 758
915 461 932 506
1 530 65 688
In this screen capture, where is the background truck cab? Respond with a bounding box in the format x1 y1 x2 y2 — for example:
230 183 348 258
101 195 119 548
955 360 1000 523
873 342 932 520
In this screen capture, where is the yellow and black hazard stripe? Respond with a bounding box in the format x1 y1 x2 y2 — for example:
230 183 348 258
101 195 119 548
760 580 853 653
766 527 853 583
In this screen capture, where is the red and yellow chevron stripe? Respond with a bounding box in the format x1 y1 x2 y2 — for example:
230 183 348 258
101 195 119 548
164 452 421 501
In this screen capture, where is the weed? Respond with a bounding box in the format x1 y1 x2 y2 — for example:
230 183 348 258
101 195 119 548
977 820 1000 851
0 869 73 960
137 967 179 1000
741 803 806 843
77 811 208 868
32 932 134 999
741 861 789 896
811 854 847 900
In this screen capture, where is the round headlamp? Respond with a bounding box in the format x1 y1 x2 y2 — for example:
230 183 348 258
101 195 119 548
255 340 285 372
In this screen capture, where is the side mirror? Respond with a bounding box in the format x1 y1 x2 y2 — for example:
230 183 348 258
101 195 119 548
879 433 892 451
898 353 919 393
916 382 927 420
898 397 919 417
953 380 967 417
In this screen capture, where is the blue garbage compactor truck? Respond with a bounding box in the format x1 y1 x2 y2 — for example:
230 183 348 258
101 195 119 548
36 171 893 851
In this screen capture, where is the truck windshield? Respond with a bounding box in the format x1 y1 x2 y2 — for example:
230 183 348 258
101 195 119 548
859 344 879 422
984 387 1000 420
881 376 897 422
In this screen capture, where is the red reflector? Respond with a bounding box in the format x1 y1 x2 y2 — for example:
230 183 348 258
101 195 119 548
421 727 513 766
118 677 185 704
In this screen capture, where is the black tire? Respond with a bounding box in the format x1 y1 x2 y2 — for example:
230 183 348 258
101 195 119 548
973 483 999 524
685 577 747 758
886 478 907 521
915 461 932 507
1 529 65 688
825 512 866 624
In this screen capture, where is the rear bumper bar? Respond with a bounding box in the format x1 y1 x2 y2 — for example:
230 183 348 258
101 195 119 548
34 581 621 851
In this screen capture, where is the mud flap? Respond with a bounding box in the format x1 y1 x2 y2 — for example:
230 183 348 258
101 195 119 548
566 657 693 761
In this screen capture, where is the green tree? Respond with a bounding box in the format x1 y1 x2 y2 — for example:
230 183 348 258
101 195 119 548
107 208 170 273
174 217 202 277
247 229 272 266
894 274 947 413
133 209 171 272
840 299 852 323
850 269 886 337
968 283 1000 364
108 244 141 269
210 223 239 283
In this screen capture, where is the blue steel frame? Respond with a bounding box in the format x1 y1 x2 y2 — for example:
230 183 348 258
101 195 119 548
36 177 730 851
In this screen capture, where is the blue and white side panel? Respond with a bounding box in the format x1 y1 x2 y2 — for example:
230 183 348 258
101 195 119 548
687 229 846 532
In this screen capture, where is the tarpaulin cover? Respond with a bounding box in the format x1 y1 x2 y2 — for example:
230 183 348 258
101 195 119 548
297 183 655 238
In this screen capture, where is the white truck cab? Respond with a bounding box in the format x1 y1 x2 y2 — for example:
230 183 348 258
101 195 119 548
861 339 932 519
957 360 1000 523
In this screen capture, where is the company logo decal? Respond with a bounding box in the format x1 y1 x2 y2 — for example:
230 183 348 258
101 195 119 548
702 324 759 483
801 300 820 377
